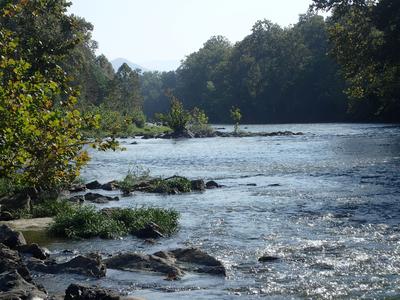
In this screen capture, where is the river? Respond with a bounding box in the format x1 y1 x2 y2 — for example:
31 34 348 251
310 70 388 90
36 123 400 299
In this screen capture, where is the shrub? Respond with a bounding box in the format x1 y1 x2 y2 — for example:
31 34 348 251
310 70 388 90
118 166 151 193
49 205 180 239
149 177 192 194
106 207 179 236
157 95 191 134
49 205 127 239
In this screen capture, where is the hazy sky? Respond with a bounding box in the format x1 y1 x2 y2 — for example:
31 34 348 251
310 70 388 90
69 0 314 69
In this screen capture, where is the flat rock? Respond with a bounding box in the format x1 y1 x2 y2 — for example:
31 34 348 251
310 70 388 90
258 255 280 262
84 193 119 203
28 253 106 278
0 217 53 231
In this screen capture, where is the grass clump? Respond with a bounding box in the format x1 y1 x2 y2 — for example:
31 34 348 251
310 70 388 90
106 207 180 236
149 177 192 194
118 166 151 194
49 205 127 239
49 205 180 239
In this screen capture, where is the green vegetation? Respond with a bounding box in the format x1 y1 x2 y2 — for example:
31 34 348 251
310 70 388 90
148 177 192 194
230 107 242 134
10 200 78 220
311 0 400 121
49 205 179 239
118 166 151 193
157 95 192 134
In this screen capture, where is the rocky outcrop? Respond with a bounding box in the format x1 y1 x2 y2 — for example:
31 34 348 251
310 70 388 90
28 253 106 278
105 252 183 277
64 284 120 300
101 181 119 191
0 243 31 282
0 270 47 300
105 248 226 279
17 243 49 260
0 224 27 249
0 192 31 213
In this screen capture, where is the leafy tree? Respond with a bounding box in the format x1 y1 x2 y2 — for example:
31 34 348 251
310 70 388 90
311 0 400 121
157 94 191 134
230 107 242 134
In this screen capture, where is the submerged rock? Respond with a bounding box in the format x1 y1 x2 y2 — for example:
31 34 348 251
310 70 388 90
0 270 47 300
69 184 87 193
0 224 27 249
258 255 280 262
28 253 106 278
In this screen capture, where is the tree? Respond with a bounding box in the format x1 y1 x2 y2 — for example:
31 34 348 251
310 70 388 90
230 107 242 134
311 0 400 121
157 94 191 134
0 2 117 191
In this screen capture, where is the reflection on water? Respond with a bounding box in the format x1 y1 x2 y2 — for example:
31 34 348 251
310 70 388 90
35 124 400 299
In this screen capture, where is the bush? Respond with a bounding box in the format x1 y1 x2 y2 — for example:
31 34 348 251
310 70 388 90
49 205 180 239
149 177 192 194
31 200 77 218
106 207 179 236
118 166 151 193
157 95 191 134
49 205 127 239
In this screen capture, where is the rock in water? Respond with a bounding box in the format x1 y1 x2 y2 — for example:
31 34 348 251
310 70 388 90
17 243 49 260
191 179 206 191
65 284 119 300
206 181 220 189
28 253 106 278
84 192 119 203
85 180 102 190
134 222 165 239
0 224 27 249
0 271 47 300
0 243 31 282
258 255 280 262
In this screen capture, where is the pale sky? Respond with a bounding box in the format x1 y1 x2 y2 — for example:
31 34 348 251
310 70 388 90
69 0 314 70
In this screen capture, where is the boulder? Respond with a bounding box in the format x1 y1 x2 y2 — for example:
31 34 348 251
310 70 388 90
191 179 205 191
84 193 119 203
86 180 102 190
105 248 226 278
0 243 31 282
17 243 49 260
134 222 165 239
105 253 182 277
0 211 14 221
101 181 119 191
65 284 120 300
0 192 31 211
0 224 27 249
206 181 220 189
0 270 47 300
28 253 106 278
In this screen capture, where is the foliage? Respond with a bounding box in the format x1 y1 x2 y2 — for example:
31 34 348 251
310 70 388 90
49 205 179 239
149 177 192 194
230 107 242 134
105 207 180 236
311 0 400 121
49 205 127 239
157 95 192 134
188 107 214 136
118 166 151 193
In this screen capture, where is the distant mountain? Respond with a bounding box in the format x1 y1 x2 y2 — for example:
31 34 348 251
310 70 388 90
111 58 149 72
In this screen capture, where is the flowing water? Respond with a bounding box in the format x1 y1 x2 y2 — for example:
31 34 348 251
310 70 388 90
35 124 400 299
